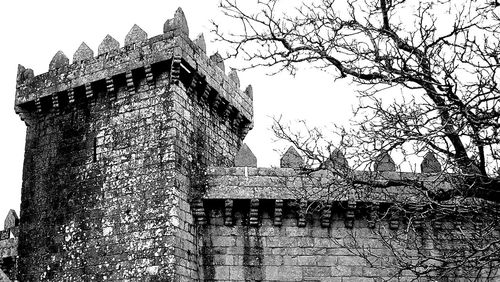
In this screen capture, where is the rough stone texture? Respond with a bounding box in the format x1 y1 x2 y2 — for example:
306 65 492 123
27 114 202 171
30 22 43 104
327 148 348 170
163 7 189 36
3 211 18 231
194 33 206 53
124 24 148 46
198 167 500 281
374 151 395 172
14 10 252 281
49 51 69 70
73 42 94 62
16 65 34 85
228 69 240 88
421 152 441 173
210 52 225 72
97 35 120 55
244 85 253 99
280 146 303 168
200 215 390 281
234 144 257 167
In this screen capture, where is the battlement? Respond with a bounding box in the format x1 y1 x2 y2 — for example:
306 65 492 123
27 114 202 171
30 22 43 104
15 8 253 133
194 144 450 229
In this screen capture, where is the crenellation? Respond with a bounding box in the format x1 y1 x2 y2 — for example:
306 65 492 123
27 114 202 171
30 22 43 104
374 151 395 172
98 35 120 56
16 64 34 85
163 8 189 36
228 69 240 88
209 52 225 72
73 42 94 62
49 51 70 70
194 33 206 53
124 24 148 46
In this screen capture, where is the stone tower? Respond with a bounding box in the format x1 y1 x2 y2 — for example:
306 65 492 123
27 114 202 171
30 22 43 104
14 8 252 281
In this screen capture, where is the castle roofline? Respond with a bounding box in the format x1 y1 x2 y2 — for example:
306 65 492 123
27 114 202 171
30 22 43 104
15 9 253 129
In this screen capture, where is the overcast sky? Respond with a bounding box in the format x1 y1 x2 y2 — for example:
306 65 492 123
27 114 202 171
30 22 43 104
0 1 356 221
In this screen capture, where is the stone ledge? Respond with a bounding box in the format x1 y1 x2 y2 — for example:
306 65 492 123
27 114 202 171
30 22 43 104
205 166 450 201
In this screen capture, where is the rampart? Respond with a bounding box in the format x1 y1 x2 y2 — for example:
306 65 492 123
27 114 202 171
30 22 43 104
9 7 500 282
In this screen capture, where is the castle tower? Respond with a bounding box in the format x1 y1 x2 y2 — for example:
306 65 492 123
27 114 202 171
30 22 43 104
14 8 252 281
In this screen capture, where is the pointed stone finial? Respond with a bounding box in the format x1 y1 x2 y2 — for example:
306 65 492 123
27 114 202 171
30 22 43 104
4 209 19 230
326 148 349 170
280 146 303 168
235 143 257 167
163 7 189 36
125 24 148 46
244 85 253 99
17 64 34 84
374 151 395 172
228 69 240 88
73 42 94 62
421 152 441 173
210 52 225 71
98 35 120 55
194 33 206 53
49 51 69 70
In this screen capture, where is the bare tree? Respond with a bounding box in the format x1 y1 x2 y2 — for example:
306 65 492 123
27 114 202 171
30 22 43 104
214 0 500 280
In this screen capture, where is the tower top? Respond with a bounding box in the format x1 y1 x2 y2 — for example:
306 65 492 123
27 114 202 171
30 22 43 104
15 8 253 131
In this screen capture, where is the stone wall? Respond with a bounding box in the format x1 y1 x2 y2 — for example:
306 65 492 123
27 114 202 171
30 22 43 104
14 8 252 282
193 156 500 281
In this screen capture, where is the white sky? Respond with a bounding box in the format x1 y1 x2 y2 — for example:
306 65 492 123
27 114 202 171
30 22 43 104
0 1 357 222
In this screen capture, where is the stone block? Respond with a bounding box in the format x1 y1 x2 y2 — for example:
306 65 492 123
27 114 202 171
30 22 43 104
49 51 69 70
280 146 303 168
374 151 395 172
234 143 257 167
421 151 441 173
73 42 94 62
4 209 19 230
125 24 148 46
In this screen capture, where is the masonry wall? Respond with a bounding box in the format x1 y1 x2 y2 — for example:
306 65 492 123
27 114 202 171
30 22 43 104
18 72 187 281
167 79 246 281
200 212 390 282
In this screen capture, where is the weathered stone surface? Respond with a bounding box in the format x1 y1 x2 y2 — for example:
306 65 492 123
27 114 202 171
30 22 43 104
4 210 19 230
98 34 120 55
194 33 206 53
125 24 148 46
235 143 257 167
280 146 303 168
209 52 225 71
13 22 252 280
245 84 253 99
327 148 349 170
374 151 395 172
163 7 189 35
49 51 69 70
16 64 34 84
73 42 94 62
421 152 441 173
228 69 240 88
